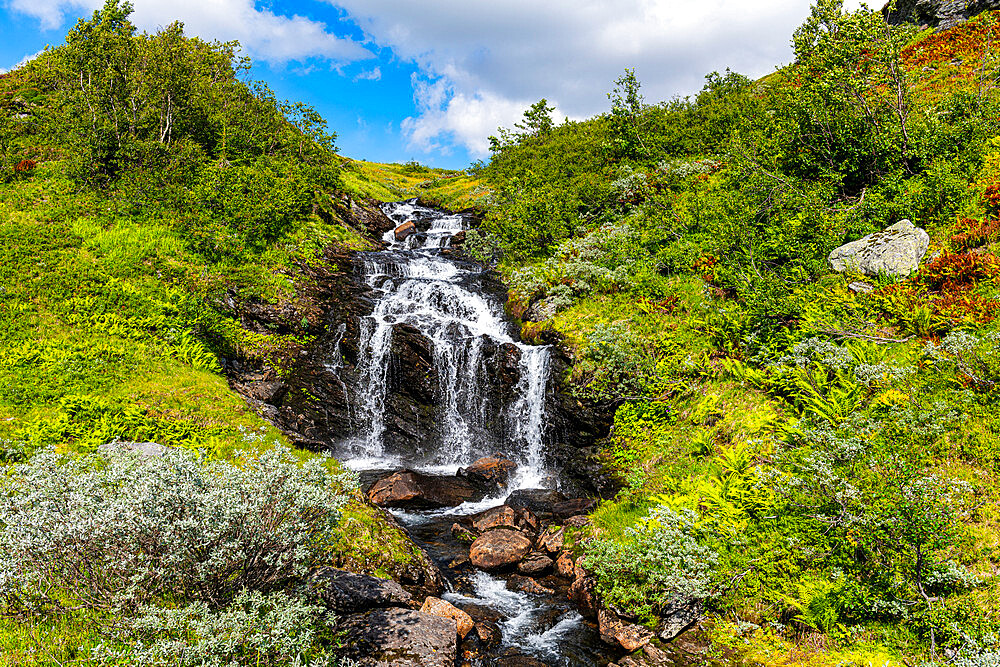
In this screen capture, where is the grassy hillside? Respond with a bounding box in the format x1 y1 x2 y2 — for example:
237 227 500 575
339 158 487 209
472 3 1000 664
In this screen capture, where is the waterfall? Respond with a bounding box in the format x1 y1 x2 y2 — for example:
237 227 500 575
340 200 552 482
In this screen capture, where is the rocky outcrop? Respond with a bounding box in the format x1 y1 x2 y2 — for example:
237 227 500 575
469 530 533 570
367 470 479 508
308 567 412 614
458 455 518 492
828 219 930 277
340 608 457 667
420 596 474 639
884 0 1000 30
472 505 518 532
599 608 654 652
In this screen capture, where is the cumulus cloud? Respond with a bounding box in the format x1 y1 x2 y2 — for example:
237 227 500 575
354 66 382 81
6 0 371 65
328 0 855 156
0 49 44 74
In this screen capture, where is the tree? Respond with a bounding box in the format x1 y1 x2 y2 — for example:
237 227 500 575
606 68 648 161
515 98 556 137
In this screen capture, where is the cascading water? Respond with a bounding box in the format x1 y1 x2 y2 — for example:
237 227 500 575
328 201 614 665
342 199 552 482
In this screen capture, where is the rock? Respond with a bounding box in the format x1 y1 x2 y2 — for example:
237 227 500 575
394 221 417 241
472 505 517 532
246 380 287 405
552 498 597 520
517 552 554 576
367 470 478 509
507 574 555 595
420 597 474 639
885 0 1000 31
828 220 930 277
469 530 533 571
506 488 568 518
563 514 592 529
599 608 654 651
475 622 501 646
659 597 704 641
452 523 477 543
99 441 168 457
555 551 575 579
848 281 875 294
340 608 456 667
568 575 600 618
308 567 412 614
493 657 550 667
515 507 539 532
458 456 517 491
525 298 558 322
643 644 670 663
537 526 565 554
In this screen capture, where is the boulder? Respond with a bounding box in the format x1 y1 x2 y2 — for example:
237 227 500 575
340 608 456 667
494 657 551 667
469 530 533 571
599 608 654 652
507 574 555 595
537 526 565 554
828 219 930 277
506 488 568 518
457 455 518 491
659 597 704 641
569 575 600 618
472 505 517 532
367 470 477 509
451 523 477 543
420 596 474 639
563 514 592 529
555 551 575 579
246 380 288 405
308 567 412 614
394 221 417 241
552 498 597 520
517 551 554 576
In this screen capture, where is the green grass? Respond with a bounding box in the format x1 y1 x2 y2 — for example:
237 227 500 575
339 158 487 210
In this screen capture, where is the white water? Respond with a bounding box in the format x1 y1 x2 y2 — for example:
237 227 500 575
341 200 553 486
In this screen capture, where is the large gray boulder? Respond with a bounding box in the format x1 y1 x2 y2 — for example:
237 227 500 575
828 219 929 278
308 567 412 614
340 608 456 667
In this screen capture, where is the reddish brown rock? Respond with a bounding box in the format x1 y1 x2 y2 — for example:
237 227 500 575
555 551 575 579
537 526 565 554
516 507 539 532
568 575 599 618
472 505 517 532
517 551 554 576
394 220 416 241
451 523 476 543
457 456 517 490
507 575 555 595
563 514 592 528
469 530 532 570
420 597 474 639
599 608 654 651
367 470 477 509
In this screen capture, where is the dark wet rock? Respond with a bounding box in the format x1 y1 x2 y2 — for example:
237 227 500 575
507 574 555 595
659 597 704 641
537 526 565 554
469 529 533 571
517 552 554 576
553 498 597 520
599 608 654 651
348 197 397 237
493 657 551 667
458 456 518 492
394 220 416 241
472 505 518 532
452 523 477 543
506 488 568 518
475 621 501 646
309 567 412 614
516 506 539 532
340 607 456 667
420 596 474 639
368 470 478 509
245 380 288 405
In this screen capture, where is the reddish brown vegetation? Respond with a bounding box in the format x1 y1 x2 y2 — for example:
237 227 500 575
14 159 36 173
950 217 1000 250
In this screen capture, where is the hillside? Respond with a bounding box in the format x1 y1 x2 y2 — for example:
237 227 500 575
1 0 1000 665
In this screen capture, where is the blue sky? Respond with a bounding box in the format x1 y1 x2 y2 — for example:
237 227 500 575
0 0 862 170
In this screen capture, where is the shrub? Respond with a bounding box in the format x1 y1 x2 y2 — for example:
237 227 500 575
583 507 719 623
0 444 355 615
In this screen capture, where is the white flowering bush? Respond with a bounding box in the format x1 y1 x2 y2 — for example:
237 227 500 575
0 443 355 615
582 507 718 623
96 590 340 667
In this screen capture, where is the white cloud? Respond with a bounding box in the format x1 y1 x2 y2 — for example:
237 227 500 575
327 0 846 156
354 66 382 81
0 49 44 74
6 0 372 65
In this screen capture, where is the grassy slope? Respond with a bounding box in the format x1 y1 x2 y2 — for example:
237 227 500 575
339 158 487 208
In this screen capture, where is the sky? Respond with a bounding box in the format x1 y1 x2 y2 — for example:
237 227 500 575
0 0 865 169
